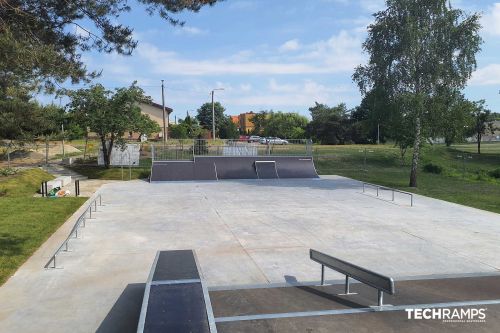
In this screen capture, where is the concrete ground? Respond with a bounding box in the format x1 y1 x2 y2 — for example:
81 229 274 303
1 176 500 332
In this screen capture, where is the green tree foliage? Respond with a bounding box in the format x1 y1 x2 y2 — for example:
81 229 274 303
68 83 160 168
169 124 189 139
353 0 482 187
0 0 219 95
250 111 268 135
351 87 393 144
264 112 308 139
427 90 475 146
307 103 352 144
219 118 239 139
196 102 226 137
470 100 494 154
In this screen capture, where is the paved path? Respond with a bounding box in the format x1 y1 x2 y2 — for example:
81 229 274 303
1 176 500 332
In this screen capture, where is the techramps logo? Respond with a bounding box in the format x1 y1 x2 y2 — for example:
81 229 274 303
405 307 487 323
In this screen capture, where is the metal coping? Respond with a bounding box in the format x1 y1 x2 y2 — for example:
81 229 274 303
43 193 102 269
310 249 395 295
136 250 217 333
214 298 500 323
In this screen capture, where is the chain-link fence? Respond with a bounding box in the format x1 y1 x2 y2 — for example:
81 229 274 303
151 139 313 161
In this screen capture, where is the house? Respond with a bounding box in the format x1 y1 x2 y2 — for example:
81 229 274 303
239 112 255 134
127 101 173 140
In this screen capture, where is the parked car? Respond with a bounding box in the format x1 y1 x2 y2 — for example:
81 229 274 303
247 135 261 143
261 137 289 145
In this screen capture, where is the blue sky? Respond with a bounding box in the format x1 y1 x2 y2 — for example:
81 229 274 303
41 0 500 120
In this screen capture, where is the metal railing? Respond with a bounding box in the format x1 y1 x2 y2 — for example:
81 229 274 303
44 194 102 269
310 249 395 307
151 139 313 161
362 182 414 207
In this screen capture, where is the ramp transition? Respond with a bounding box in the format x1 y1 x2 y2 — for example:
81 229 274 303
150 156 319 181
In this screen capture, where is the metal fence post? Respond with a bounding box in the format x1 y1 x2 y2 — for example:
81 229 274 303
99 195 102 206
376 186 379 197
392 190 395 201
378 290 383 306
345 275 350 294
321 265 325 285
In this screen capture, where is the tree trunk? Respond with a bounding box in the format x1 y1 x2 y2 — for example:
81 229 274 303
100 136 109 168
106 135 115 169
7 141 12 168
409 117 421 187
45 136 49 166
477 133 481 154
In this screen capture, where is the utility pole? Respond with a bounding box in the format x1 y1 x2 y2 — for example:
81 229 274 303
211 88 224 139
161 80 167 143
211 90 215 139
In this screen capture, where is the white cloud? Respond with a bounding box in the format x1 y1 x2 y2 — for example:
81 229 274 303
482 3 500 36
470 64 500 86
135 30 363 76
359 0 385 13
223 79 354 108
279 39 301 52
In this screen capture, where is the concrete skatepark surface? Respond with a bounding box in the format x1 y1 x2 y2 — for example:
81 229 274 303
1 176 500 332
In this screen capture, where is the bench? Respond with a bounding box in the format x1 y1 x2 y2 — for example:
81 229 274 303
137 250 217 333
310 249 395 306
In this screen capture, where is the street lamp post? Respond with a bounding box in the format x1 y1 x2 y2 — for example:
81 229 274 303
211 88 224 139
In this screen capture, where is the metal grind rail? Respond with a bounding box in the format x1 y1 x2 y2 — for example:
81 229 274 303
44 194 102 269
362 182 414 207
310 249 395 307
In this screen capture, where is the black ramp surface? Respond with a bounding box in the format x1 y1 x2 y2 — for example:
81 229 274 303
216 304 500 333
210 276 500 318
152 250 200 281
150 161 196 181
275 158 318 178
144 283 210 333
255 161 278 179
151 156 318 181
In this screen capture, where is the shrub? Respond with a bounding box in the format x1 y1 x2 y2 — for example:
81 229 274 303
423 163 443 174
0 168 18 177
488 168 500 179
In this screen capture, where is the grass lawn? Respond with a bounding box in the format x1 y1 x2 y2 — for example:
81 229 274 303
0 169 86 285
314 142 500 214
69 165 151 180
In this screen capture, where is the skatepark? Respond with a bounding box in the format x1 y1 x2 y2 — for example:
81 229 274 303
1 171 500 332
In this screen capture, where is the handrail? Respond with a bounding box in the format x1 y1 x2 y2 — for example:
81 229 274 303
44 194 102 269
362 182 413 207
310 249 395 307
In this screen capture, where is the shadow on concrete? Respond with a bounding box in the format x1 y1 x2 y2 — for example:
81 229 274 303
96 283 145 333
284 275 366 309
